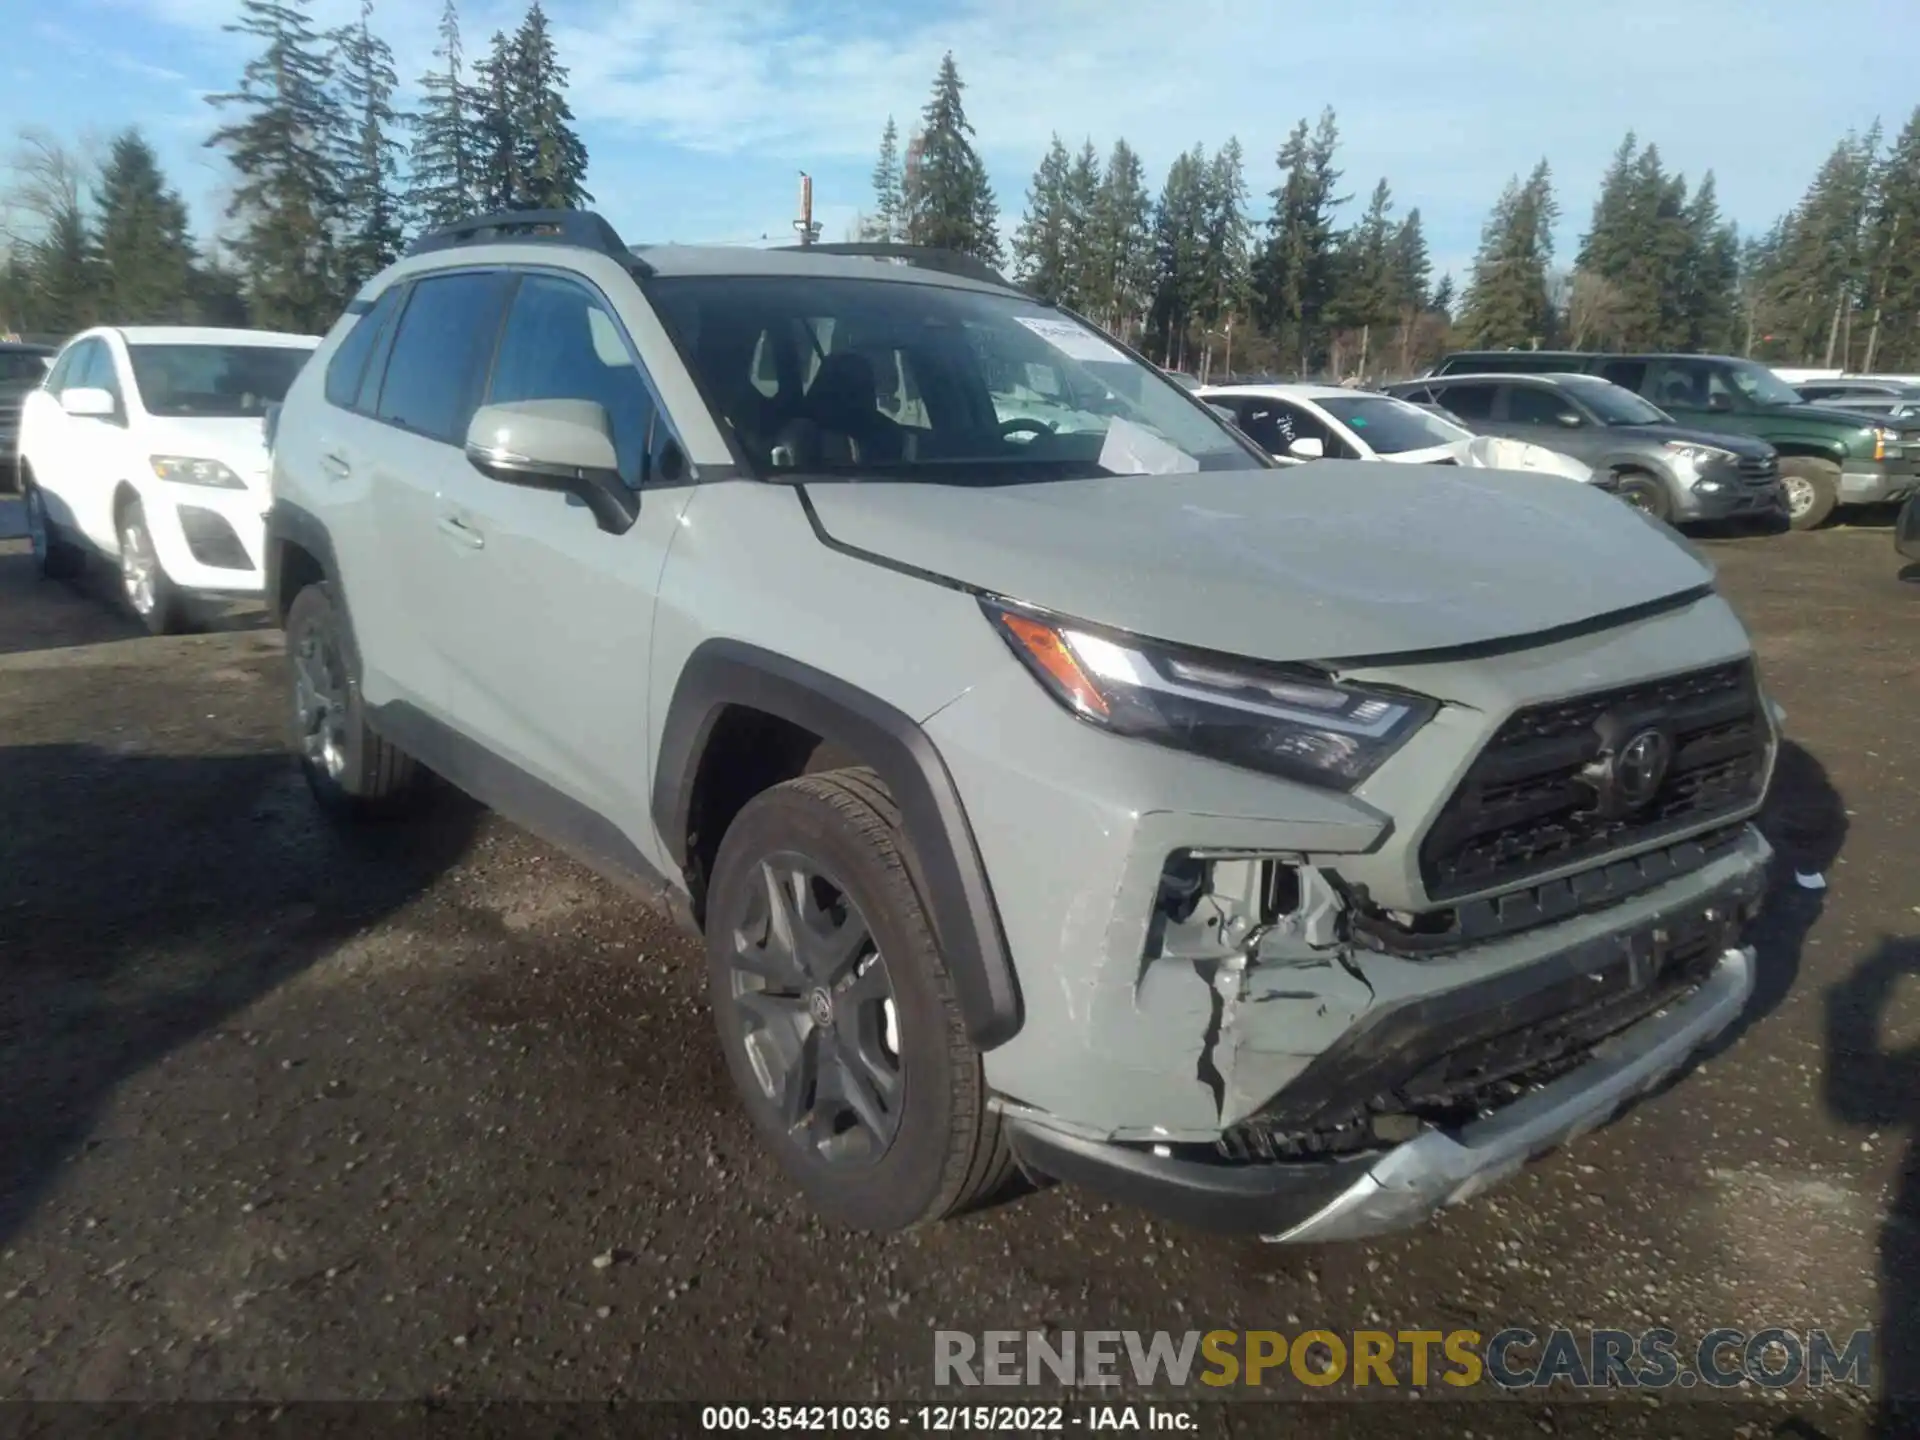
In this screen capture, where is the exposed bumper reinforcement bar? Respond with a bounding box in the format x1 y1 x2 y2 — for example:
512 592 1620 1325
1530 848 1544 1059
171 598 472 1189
1268 943 1755 1243
1005 945 1755 1242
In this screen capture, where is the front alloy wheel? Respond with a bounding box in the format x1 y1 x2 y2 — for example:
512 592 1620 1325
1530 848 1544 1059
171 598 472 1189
116 499 182 633
726 853 903 1164
292 618 351 781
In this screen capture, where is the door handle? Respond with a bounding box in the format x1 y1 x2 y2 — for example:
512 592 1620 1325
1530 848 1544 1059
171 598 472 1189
320 451 351 481
437 514 485 549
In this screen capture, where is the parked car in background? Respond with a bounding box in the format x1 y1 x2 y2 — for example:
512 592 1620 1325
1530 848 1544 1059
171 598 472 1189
1 340 57 491
1388 372 1784 525
1898 489 1920 574
1201 382 1602 485
17 325 319 632
1433 350 1917 529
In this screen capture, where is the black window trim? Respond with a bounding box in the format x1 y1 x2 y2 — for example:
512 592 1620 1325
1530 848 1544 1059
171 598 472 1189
326 262 695 481
325 284 405 413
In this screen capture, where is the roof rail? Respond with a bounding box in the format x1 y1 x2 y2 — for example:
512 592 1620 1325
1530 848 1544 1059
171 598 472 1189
406 209 635 264
772 242 1015 290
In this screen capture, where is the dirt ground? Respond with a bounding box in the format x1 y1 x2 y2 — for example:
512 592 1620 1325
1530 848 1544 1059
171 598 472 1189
0 497 1913 1437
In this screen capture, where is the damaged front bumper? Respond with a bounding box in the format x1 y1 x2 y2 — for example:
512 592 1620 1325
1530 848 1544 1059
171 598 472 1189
1003 855 1765 1241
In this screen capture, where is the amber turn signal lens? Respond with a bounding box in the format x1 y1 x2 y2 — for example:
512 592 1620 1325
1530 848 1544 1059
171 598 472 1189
997 612 1110 718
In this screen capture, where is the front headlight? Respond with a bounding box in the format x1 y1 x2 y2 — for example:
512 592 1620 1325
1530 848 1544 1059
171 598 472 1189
150 455 246 489
1664 441 1735 473
981 599 1436 789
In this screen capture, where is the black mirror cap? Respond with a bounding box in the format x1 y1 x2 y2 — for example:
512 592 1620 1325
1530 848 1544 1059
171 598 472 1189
464 443 639 535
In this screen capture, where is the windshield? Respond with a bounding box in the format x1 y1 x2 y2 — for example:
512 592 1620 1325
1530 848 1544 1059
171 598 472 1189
1563 379 1670 426
647 275 1260 480
1314 395 1465 454
1724 359 1804 407
127 344 311 418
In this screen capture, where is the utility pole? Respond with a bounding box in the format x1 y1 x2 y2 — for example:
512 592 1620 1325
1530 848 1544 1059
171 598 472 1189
793 172 821 247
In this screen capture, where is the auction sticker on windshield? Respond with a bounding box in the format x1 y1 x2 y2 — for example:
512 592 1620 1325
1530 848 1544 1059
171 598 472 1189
1016 315 1128 363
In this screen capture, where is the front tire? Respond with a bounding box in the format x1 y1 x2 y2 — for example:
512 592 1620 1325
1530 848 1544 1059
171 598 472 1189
23 480 84 580
705 768 1012 1232
1779 457 1840 531
1614 469 1674 524
117 497 185 635
284 581 419 817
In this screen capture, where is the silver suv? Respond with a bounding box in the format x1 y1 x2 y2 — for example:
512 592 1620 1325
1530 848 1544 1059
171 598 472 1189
267 211 1778 1240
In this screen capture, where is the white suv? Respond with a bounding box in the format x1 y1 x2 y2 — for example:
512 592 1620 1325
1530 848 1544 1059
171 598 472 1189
264 212 1775 1240
18 325 319 632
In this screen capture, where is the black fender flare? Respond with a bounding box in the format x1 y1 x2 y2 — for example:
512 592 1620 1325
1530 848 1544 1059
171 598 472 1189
653 640 1023 1050
263 499 342 629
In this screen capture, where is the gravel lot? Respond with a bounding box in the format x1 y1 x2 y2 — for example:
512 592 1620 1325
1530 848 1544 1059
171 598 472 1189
0 497 1913 1435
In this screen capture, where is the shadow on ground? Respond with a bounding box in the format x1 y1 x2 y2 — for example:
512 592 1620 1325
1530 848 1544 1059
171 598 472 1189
1825 933 1920 1434
0 744 480 1246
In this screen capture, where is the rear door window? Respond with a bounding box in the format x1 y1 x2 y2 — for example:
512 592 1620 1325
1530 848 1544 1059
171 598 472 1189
1434 382 1496 421
373 270 514 443
325 288 402 412
1597 359 1650 394
1504 385 1574 424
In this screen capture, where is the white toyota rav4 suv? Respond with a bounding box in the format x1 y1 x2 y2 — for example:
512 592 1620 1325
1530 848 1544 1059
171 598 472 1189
18 325 319 632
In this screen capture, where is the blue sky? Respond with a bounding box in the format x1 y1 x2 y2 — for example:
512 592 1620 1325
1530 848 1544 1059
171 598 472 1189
5 0 1917 289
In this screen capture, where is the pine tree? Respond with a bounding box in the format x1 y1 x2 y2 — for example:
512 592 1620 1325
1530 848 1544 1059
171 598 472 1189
1328 178 1397 339
1863 106 1920 370
1457 160 1559 350
1252 108 1346 373
91 130 197 323
1430 273 1454 320
1062 140 1103 312
509 1 590 210
1197 139 1251 343
1675 173 1741 352
863 117 905 243
472 30 519 212
1762 127 1880 362
902 54 1000 265
1012 136 1074 301
5 132 100 331
331 0 405 293
206 0 345 330
409 0 478 231
30 207 98 334
1147 146 1210 368
1089 138 1152 339
1391 208 1431 312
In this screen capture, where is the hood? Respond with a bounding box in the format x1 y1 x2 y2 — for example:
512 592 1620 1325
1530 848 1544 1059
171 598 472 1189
1619 422 1775 456
140 416 273 491
803 461 1714 665
1756 401 1884 432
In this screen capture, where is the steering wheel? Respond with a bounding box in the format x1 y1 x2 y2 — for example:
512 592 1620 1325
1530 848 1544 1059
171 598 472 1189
999 417 1055 442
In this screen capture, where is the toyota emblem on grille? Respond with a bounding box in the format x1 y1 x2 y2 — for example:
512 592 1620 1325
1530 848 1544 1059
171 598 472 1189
1615 728 1672 807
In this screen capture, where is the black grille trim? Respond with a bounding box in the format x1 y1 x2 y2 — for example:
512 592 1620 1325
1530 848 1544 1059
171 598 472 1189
1418 660 1769 902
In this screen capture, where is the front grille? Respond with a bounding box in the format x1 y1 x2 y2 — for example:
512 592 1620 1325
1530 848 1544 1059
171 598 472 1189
1737 454 1777 483
1419 661 1769 901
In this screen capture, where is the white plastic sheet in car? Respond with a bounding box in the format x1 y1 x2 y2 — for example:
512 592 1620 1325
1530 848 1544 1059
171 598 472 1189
1463 433 1596 484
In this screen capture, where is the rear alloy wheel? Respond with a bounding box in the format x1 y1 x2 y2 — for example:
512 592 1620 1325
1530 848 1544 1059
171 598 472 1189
1614 470 1673 524
24 482 84 580
1779 457 1839 531
117 498 184 635
705 769 1012 1232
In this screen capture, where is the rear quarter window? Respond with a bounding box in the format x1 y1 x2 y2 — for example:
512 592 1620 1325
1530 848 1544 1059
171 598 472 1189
324 288 402 411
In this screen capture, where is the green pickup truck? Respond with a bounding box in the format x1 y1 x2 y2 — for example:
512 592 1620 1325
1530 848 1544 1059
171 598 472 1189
1434 350 1918 529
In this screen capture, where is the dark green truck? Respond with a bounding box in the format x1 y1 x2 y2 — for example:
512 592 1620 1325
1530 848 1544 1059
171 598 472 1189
1433 350 1919 529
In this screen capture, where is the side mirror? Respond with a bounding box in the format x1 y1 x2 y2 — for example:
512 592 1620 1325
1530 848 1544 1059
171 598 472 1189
1288 435 1325 460
464 399 638 535
60 386 117 419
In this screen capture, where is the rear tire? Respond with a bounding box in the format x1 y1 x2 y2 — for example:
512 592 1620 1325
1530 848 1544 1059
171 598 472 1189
284 580 419 818
1614 469 1673 524
116 497 185 635
704 768 1012 1232
1779 457 1839 531
23 480 84 580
